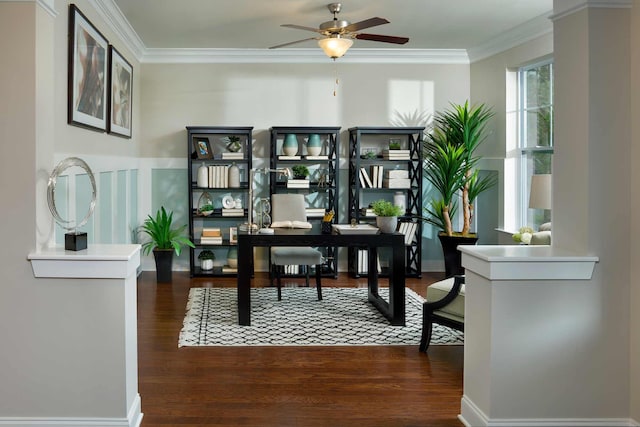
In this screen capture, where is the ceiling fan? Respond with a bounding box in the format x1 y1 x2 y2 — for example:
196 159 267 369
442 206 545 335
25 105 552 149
269 3 409 59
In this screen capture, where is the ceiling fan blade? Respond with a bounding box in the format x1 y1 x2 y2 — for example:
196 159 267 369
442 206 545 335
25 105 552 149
269 37 318 49
281 24 322 33
343 17 389 33
354 33 409 45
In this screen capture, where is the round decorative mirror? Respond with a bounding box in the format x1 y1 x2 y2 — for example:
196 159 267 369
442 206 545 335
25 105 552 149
47 157 96 250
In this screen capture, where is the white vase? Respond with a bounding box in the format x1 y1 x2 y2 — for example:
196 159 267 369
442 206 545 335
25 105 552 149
393 191 406 212
376 216 398 234
197 162 208 188
228 163 240 188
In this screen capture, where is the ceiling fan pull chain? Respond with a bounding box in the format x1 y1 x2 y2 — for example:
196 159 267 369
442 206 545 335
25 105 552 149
333 60 339 96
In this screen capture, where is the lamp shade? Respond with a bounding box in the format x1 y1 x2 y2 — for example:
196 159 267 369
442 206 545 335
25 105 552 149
529 174 552 210
318 37 353 59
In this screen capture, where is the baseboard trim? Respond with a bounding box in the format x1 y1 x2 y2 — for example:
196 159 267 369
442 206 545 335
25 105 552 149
0 394 143 427
459 395 638 427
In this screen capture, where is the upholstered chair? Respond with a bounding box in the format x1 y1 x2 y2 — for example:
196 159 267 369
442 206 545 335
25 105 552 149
420 275 465 352
269 193 323 301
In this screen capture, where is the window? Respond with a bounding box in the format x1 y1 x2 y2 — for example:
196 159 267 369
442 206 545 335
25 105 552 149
517 60 553 230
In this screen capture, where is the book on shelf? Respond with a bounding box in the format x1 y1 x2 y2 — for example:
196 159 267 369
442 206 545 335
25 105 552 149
398 221 419 245
222 208 244 217
222 266 238 274
207 165 230 188
359 168 373 188
278 155 301 160
287 179 309 188
283 265 299 275
221 152 244 159
201 227 221 237
370 165 379 188
385 169 409 179
200 237 223 244
382 149 411 160
304 155 329 160
383 178 411 189
360 208 375 217
305 208 326 217
377 165 384 187
382 149 410 155
357 249 381 274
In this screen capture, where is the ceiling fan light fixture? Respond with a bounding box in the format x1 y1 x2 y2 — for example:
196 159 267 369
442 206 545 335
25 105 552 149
318 36 353 59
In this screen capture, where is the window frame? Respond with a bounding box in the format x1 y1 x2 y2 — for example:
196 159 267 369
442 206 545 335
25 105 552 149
517 59 554 229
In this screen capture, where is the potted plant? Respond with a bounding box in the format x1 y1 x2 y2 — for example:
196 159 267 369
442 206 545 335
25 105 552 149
371 199 403 233
421 101 496 277
198 249 215 271
141 206 195 282
292 165 309 179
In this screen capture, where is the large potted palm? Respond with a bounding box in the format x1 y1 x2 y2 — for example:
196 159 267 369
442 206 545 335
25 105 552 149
141 206 194 283
421 101 496 277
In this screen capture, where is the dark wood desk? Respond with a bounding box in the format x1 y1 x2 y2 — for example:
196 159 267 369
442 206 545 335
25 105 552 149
236 227 406 326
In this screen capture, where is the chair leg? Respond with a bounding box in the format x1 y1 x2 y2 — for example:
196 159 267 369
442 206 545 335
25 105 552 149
276 265 282 301
269 264 274 287
304 265 310 287
315 264 322 300
419 305 434 352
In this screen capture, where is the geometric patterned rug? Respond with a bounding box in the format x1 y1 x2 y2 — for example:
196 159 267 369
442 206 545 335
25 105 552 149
178 287 464 347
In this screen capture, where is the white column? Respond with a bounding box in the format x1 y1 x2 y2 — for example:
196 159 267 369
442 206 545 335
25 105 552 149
458 245 601 427
27 244 142 427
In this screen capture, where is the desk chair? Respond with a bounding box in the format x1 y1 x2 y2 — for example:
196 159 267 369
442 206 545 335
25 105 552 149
269 194 323 301
420 275 465 352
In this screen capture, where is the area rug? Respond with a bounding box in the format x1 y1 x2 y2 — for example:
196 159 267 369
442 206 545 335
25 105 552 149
178 287 464 347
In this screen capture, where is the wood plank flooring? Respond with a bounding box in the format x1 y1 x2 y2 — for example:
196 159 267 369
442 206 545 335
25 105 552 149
137 271 464 426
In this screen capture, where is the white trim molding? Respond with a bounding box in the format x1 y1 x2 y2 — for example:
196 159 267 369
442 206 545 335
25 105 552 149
550 0 633 21
141 47 470 65
0 393 141 426
91 0 145 60
467 12 553 63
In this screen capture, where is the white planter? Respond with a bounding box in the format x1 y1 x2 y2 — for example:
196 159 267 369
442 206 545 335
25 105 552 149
376 216 398 234
200 259 214 271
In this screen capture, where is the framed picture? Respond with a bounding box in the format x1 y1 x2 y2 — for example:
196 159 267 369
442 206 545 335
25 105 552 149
229 227 238 244
108 46 133 138
68 4 109 132
193 137 213 159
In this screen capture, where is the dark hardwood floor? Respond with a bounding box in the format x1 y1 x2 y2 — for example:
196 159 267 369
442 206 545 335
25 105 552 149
137 270 464 426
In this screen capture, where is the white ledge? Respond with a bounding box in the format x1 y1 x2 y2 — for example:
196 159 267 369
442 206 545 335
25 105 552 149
459 245 598 281
28 244 141 279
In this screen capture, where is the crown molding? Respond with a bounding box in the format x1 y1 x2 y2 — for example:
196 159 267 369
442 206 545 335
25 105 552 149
141 48 469 64
37 0 56 17
467 12 553 63
550 0 632 21
90 0 145 61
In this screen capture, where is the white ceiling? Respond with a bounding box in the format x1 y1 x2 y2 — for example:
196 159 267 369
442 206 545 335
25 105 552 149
110 0 553 61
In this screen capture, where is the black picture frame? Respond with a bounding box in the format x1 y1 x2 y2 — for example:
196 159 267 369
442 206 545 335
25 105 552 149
193 137 213 159
107 46 133 138
68 4 109 132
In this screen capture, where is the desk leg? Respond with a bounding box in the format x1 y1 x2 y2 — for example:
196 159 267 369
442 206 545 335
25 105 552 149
237 239 251 326
367 244 405 326
389 241 406 326
368 246 378 297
